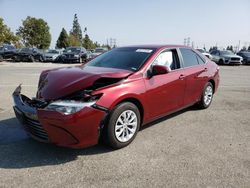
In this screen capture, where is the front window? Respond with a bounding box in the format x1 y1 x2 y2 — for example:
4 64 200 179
87 47 156 71
153 49 180 70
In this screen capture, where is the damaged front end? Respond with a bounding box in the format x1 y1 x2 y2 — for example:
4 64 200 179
12 84 108 148
12 65 131 148
13 85 50 142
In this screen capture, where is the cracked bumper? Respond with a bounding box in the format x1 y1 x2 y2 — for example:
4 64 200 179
12 86 107 148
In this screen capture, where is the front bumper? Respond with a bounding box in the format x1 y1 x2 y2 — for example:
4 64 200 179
63 57 80 63
12 86 107 148
225 59 242 65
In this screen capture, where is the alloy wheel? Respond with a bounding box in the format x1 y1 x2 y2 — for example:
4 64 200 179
204 85 213 106
115 110 138 142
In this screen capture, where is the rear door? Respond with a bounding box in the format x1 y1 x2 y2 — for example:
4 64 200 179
144 48 186 120
179 48 208 106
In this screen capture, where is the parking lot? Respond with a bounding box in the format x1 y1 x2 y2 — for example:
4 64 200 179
0 62 250 187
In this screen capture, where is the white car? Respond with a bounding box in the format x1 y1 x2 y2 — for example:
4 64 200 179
196 49 212 59
91 48 108 58
44 49 62 62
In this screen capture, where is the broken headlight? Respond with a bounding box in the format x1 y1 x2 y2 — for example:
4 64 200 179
45 100 96 115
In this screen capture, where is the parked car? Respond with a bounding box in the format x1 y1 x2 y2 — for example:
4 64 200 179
236 51 250 65
13 45 219 149
43 49 61 62
0 44 16 62
13 47 45 62
196 49 212 59
210 50 243 65
90 47 108 58
56 47 87 63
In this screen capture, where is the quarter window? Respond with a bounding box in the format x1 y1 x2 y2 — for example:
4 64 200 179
180 48 199 67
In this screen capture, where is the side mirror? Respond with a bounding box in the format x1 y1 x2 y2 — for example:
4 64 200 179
151 65 170 76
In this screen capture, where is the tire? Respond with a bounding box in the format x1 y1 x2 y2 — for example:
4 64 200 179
219 59 224 65
103 102 140 149
198 82 214 109
0 55 3 62
39 56 43 62
13 55 20 62
29 55 35 62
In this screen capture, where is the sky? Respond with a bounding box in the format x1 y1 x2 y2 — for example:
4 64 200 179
0 0 250 49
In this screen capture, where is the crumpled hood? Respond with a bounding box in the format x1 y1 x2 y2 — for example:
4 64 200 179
37 65 132 100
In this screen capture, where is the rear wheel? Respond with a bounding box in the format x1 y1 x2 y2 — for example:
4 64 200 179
0 55 3 62
103 102 140 149
198 82 214 109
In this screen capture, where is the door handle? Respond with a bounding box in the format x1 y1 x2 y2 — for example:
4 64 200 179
203 67 208 72
179 74 185 79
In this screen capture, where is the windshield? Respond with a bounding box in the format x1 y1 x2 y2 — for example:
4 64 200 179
65 48 80 53
241 52 250 57
20 48 32 52
95 48 106 53
197 49 205 53
221 50 234 55
48 50 59 54
87 47 156 71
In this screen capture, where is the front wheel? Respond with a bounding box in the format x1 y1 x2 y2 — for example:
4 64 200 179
103 102 140 149
198 82 214 109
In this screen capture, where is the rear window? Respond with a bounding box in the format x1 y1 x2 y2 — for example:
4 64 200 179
180 48 199 67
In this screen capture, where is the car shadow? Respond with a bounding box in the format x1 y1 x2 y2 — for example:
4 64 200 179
0 117 113 169
140 105 199 131
0 105 199 169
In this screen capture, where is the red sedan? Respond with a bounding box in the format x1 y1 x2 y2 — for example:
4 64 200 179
13 45 220 149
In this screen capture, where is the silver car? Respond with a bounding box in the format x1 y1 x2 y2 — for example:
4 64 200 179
44 49 62 62
210 50 243 65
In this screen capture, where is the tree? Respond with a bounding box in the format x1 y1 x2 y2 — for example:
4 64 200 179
56 28 69 49
0 18 18 45
68 34 82 46
248 46 250 51
241 46 247 51
17 16 51 49
69 14 83 46
209 46 217 52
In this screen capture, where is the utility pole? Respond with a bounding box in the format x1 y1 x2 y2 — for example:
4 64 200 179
184 37 190 46
238 40 241 52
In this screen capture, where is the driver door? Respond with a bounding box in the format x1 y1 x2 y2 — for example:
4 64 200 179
144 49 186 121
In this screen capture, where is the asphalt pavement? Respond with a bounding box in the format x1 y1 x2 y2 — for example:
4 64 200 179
0 62 249 188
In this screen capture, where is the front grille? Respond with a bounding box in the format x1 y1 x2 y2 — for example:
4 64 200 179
65 54 74 58
24 115 49 141
231 57 240 61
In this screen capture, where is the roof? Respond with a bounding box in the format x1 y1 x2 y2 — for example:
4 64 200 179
120 44 190 49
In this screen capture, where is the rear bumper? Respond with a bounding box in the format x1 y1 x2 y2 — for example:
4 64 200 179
12 86 107 148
